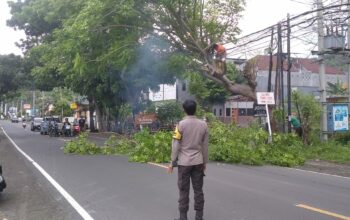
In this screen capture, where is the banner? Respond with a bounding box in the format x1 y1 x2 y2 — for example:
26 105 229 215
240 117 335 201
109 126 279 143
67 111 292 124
333 105 349 131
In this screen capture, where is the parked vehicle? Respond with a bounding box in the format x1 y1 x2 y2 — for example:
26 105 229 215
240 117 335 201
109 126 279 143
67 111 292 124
48 121 61 137
31 117 43 131
73 122 81 136
0 165 6 192
11 116 19 123
40 116 61 135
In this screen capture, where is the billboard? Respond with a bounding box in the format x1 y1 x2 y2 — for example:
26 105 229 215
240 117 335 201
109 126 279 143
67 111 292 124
332 104 349 131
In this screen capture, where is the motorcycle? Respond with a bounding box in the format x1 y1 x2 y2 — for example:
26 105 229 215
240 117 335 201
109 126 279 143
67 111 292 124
73 123 81 136
62 124 72 137
49 122 60 137
22 122 27 129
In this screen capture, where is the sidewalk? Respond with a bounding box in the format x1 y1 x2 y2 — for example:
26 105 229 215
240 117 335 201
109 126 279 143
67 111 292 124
0 131 81 220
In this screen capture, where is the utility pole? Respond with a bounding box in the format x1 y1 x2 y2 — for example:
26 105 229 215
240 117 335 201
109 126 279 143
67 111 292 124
32 90 36 117
287 14 292 133
268 27 274 92
275 23 282 107
348 0 350 104
317 0 328 141
279 23 285 133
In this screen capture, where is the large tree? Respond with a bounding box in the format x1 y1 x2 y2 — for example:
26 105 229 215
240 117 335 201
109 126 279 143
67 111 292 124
139 0 256 99
0 54 24 101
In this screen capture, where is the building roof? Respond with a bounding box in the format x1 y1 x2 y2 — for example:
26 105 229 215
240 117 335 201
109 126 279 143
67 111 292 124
255 55 345 75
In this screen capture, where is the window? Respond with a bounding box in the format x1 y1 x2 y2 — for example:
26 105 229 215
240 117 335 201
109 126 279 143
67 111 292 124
219 109 222 116
226 108 231 117
182 82 186 91
213 108 217 116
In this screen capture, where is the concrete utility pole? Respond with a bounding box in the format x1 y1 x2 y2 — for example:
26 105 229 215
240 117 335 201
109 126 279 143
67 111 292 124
287 14 292 133
317 0 328 141
348 0 350 103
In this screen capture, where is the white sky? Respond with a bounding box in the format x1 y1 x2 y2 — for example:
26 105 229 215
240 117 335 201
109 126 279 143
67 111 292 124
0 0 311 56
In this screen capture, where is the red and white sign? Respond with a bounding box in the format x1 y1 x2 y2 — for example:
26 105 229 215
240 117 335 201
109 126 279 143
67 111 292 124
257 92 275 105
23 104 31 109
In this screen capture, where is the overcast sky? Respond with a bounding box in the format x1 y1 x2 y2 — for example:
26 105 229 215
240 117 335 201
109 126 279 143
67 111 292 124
0 0 310 56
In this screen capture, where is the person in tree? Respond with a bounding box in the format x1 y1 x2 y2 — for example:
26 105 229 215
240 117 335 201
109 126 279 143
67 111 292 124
206 43 227 75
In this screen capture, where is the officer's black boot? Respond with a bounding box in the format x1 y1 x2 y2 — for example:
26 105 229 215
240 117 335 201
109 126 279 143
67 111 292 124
195 210 204 220
174 211 187 220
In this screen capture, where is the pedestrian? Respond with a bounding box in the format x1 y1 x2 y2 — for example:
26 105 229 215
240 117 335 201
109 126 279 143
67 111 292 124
167 99 209 220
78 117 86 131
288 113 302 138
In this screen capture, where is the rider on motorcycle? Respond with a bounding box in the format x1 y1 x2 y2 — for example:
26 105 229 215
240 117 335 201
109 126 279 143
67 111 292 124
62 118 72 136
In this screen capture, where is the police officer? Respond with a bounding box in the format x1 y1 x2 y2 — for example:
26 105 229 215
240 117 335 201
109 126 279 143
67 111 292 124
168 99 209 220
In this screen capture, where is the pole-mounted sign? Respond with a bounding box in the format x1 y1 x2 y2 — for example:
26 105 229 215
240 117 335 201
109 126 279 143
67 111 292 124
257 92 275 141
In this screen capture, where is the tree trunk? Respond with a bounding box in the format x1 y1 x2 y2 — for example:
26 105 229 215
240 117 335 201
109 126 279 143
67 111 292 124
88 96 96 132
95 104 106 132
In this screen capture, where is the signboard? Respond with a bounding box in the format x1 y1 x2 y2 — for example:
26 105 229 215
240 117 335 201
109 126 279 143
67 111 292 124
23 104 31 109
257 92 275 105
70 102 78 110
333 104 349 131
135 113 157 125
254 105 267 117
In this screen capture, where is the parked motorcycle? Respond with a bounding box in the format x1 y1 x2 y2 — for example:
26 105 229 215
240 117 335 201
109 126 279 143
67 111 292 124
49 122 60 137
73 123 81 136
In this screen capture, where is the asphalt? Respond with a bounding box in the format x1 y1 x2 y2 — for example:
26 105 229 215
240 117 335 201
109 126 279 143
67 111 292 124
0 120 349 220
0 125 81 220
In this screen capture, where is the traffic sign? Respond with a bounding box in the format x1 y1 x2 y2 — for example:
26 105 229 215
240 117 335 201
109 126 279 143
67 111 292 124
257 92 275 105
23 104 31 109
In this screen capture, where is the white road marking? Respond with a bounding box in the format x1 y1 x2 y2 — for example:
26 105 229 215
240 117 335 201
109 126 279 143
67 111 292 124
287 167 350 180
1 127 94 220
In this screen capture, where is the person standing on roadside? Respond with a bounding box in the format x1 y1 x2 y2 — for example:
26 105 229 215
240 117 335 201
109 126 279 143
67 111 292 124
168 99 209 220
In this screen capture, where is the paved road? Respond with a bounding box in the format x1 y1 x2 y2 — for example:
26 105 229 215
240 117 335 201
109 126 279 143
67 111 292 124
0 120 349 220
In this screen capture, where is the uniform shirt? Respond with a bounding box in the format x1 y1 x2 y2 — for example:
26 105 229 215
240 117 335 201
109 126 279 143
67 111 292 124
171 116 209 166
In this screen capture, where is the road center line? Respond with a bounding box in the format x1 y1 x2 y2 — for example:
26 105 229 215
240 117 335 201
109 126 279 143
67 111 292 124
296 204 350 220
147 162 168 169
1 127 94 220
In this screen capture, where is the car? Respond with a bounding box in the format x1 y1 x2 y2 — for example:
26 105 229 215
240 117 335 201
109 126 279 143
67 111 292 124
31 117 43 131
11 116 19 123
40 116 61 135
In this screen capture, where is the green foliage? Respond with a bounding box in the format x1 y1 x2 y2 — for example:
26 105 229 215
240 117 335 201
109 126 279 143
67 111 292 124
209 121 305 167
305 141 350 164
265 133 305 167
64 133 136 156
332 132 350 145
326 80 347 96
156 101 184 125
292 91 322 145
129 129 172 163
64 133 100 155
0 54 25 100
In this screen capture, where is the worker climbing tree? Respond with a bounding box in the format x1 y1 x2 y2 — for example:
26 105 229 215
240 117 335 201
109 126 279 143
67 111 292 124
206 43 227 76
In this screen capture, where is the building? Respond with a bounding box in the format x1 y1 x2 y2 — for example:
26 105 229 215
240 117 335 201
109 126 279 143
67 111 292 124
212 55 347 125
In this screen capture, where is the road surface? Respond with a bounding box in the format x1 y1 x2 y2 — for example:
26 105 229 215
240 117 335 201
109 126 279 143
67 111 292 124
0 120 349 220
